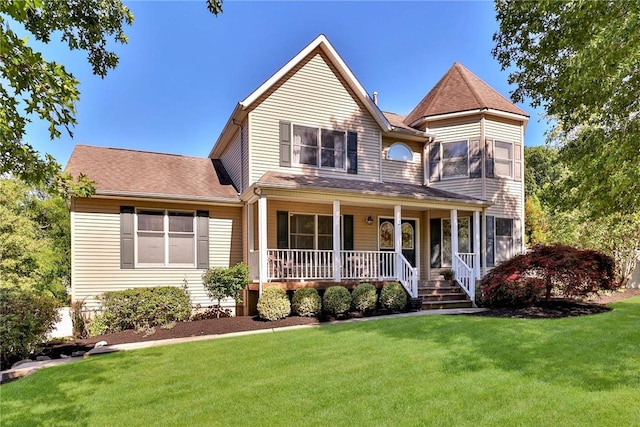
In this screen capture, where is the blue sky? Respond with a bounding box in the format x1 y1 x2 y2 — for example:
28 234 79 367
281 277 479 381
21 1 550 166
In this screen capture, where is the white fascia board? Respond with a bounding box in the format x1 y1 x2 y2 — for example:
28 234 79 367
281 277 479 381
412 108 529 127
209 103 244 159
240 34 392 131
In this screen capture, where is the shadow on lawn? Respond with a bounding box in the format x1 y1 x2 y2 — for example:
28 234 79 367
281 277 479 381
320 298 640 392
1 350 165 427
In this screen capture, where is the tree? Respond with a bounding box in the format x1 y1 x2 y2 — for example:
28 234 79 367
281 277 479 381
0 177 70 302
493 0 640 218
523 146 564 201
201 262 247 317
1 0 223 193
524 195 550 245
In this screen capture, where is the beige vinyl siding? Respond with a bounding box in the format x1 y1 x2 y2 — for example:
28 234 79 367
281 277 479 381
484 115 522 142
71 198 242 311
248 49 381 184
220 125 243 192
381 138 423 184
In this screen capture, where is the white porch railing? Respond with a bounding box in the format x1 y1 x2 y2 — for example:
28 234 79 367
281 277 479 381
398 254 418 298
340 251 396 280
251 249 419 298
453 253 476 303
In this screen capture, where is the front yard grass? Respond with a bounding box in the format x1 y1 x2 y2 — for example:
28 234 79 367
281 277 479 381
2 297 639 426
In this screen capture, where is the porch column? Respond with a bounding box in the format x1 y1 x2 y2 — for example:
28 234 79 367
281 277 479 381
451 209 459 261
247 202 254 254
473 210 481 279
333 200 341 282
394 205 402 280
258 196 267 293
481 208 487 277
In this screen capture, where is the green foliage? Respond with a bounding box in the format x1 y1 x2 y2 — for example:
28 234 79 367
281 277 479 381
0 177 70 302
70 299 88 339
0 1 134 193
202 262 248 307
96 287 191 333
379 282 407 311
524 146 565 201
481 244 617 307
291 288 321 317
257 287 290 321
322 286 351 316
351 283 377 313
493 1 640 218
0 287 60 369
525 196 550 245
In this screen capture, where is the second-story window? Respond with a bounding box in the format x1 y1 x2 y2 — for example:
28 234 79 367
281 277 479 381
494 140 513 178
293 125 346 171
442 140 469 178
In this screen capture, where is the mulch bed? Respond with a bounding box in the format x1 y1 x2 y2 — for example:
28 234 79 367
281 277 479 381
26 289 640 367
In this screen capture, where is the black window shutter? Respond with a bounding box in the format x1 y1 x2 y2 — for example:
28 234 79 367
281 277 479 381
430 218 441 268
120 206 135 269
428 142 441 182
279 121 291 167
276 211 289 249
347 132 358 174
486 215 495 267
343 215 354 250
196 210 209 269
469 139 482 178
485 138 494 178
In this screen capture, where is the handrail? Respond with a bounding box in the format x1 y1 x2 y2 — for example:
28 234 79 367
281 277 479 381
453 253 475 303
398 254 418 298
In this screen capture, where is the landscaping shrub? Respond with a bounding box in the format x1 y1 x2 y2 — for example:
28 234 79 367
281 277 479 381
481 244 618 307
379 282 407 311
0 287 60 369
351 283 377 313
291 288 321 317
257 287 290 321
322 286 351 316
97 286 191 333
202 263 248 315
70 299 88 339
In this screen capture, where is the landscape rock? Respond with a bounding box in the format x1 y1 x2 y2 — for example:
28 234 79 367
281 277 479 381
35 356 51 361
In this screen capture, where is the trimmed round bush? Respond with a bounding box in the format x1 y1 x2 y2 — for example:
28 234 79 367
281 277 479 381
379 282 407 311
257 287 291 321
322 286 351 316
0 287 60 369
291 288 321 317
351 283 377 313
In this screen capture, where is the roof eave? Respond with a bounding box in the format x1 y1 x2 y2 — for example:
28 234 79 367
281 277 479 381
250 181 490 208
409 107 529 127
209 103 244 159
92 190 242 205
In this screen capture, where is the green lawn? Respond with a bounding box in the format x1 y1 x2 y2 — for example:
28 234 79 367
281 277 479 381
2 297 639 427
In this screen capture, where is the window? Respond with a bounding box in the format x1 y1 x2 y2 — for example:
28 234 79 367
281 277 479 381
442 141 469 178
441 217 470 266
136 210 195 266
293 125 346 170
494 141 513 178
387 143 413 162
495 217 514 263
290 214 333 250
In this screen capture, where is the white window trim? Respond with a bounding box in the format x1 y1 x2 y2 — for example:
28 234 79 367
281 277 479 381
441 140 470 179
494 140 514 179
291 123 348 172
135 209 197 268
386 142 415 163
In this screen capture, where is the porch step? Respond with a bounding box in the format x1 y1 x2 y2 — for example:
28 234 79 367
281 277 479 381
421 300 473 310
417 279 473 310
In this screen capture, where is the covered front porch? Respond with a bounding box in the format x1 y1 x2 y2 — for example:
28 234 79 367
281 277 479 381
243 183 488 303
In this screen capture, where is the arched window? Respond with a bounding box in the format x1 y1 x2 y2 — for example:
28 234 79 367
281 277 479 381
387 143 413 162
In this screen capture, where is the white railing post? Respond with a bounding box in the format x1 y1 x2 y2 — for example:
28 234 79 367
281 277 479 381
394 205 402 281
333 201 341 282
258 197 267 294
473 210 481 279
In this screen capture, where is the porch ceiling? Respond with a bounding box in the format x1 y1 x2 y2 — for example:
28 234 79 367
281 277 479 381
248 171 491 209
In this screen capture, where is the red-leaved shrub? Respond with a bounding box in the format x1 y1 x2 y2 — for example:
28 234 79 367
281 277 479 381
480 244 617 307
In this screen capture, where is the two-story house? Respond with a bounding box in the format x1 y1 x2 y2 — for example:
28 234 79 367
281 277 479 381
66 35 527 314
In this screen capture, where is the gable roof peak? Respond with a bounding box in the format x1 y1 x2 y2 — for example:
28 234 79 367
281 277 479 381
404 62 528 126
